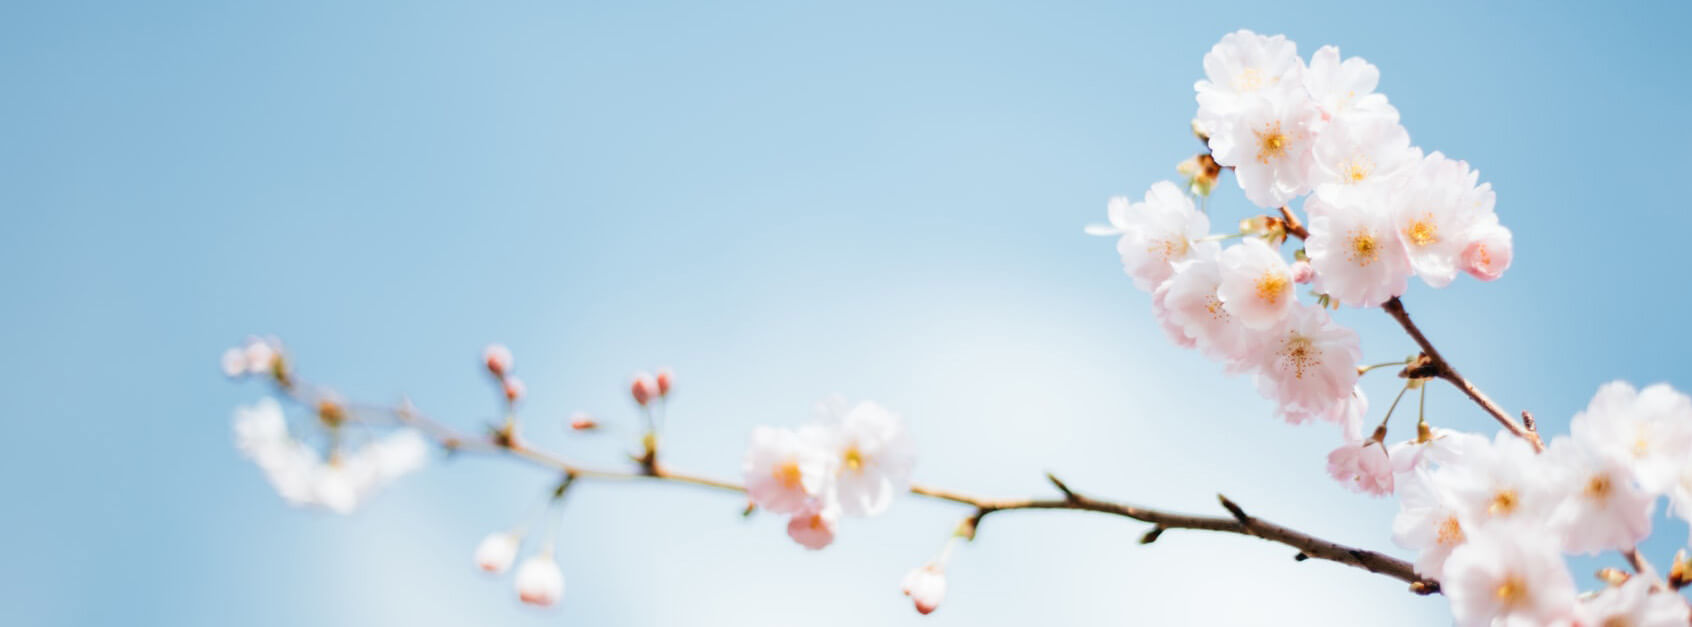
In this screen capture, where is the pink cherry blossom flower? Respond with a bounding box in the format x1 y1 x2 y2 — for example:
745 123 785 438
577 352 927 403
1460 216 1513 282
1546 436 1653 555
1195 30 1304 134
630 372 658 406
1302 45 1398 122
1571 381 1692 495
1209 87 1323 208
1441 523 1576 627
901 563 947 615
1389 152 1496 288
1392 469 1468 578
1087 181 1212 291
814 399 915 517
1249 303 1361 423
1158 248 1261 370
1326 440 1393 496
1304 191 1412 308
742 426 833 515
1218 238 1297 330
785 499 839 550
1574 577 1690 627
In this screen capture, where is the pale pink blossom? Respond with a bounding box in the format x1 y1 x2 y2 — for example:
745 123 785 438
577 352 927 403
1157 248 1260 369
1208 87 1323 208
1249 303 1362 423
814 399 915 517
475 531 522 573
222 337 281 378
1570 381 1692 495
1302 45 1398 121
1387 428 1487 475
514 552 565 607
1545 436 1653 555
1326 440 1393 496
1429 431 1558 528
1389 152 1496 288
1151 279 1198 350
1217 238 1297 330
1442 523 1576 627
742 426 833 515
901 563 947 615
1392 470 1468 578
1307 113 1416 205
1194 30 1304 132
1303 191 1412 307
1088 181 1213 291
1460 216 1513 282
785 499 840 550
1574 577 1690 627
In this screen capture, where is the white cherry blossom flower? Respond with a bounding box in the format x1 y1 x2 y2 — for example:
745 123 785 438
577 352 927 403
1249 303 1361 423
514 552 565 607
815 398 915 517
1157 248 1260 369
1575 577 1691 627
1307 113 1417 204
1208 87 1323 208
1217 238 1297 330
1392 469 1469 578
1387 428 1487 475
742 426 834 515
901 563 947 615
1429 431 1558 529
1089 181 1213 291
1302 45 1397 121
1390 152 1496 288
1303 191 1412 307
1195 30 1304 130
1571 381 1692 495
1545 436 1653 555
475 531 522 574
1442 523 1576 627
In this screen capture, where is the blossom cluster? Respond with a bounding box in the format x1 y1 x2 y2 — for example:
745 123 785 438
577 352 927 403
1096 29 1691 626
742 397 917 550
232 396 428 514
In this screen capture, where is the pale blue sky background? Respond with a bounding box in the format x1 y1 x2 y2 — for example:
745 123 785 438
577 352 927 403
4 1 1690 625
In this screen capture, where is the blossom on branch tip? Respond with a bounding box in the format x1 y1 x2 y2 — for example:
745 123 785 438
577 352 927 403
1217 238 1297 330
1307 113 1417 205
514 552 565 607
1302 45 1397 122
1431 432 1558 529
1571 381 1692 495
475 531 522 573
901 563 947 615
1195 30 1303 132
1390 152 1497 288
503 377 526 403
742 426 833 515
816 398 916 518
1090 181 1213 291
1441 523 1576 627
1460 216 1513 282
222 337 281 378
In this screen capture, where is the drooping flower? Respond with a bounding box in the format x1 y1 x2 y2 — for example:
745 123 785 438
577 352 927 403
742 426 834 515
901 563 947 615
1389 152 1497 288
1545 436 1653 555
1157 248 1261 370
1302 45 1398 121
1460 215 1513 282
1303 191 1412 308
1570 381 1692 495
1249 303 1362 423
1208 87 1323 208
1441 523 1576 627
475 531 522 573
1089 181 1213 291
1306 113 1417 204
1217 238 1297 330
1194 30 1304 132
1392 469 1469 578
1326 439 1394 496
1574 577 1691 627
514 552 565 607
785 498 840 550
814 398 916 517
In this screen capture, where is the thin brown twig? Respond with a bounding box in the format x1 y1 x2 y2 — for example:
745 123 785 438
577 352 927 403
1380 297 1542 452
269 376 1438 595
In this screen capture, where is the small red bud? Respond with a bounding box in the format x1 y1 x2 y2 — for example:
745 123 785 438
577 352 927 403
483 344 513 376
655 368 673 397
503 377 526 403
630 373 657 406
569 412 598 431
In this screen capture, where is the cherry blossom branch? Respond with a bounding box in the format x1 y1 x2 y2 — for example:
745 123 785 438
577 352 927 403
1380 296 1543 451
273 376 1439 595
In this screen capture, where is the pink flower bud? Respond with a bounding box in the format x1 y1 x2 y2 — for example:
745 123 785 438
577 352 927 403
483 344 513 376
655 368 674 397
1460 223 1512 282
514 552 564 607
1290 260 1315 284
901 564 947 615
474 531 521 573
503 377 526 403
786 499 839 550
630 373 657 406
568 412 598 431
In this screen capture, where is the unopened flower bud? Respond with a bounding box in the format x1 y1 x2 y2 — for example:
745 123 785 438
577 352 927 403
568 412 598 431
1670 550 1691 590
474 531 521 573
630 373 657 406
504 377 526 403
484 344 513 376
514 552 565 607
901 564 947 615
1290 260 1315 284
655 368 673 397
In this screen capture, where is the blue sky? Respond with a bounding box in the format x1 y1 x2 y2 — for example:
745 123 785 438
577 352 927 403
4 1 1691 625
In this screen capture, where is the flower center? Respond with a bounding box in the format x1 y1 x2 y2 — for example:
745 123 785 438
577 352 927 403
1489 489 1518 516
1254 121 1289 164
843 446 865 473
774 460 804 489
1435 516 1463 546
1232 67 1264 92
1254 270 1289 306
1148 237 1191 261
1347 229 1379 266
1277 334 1317 379
1205 294 1229 321
1406 215 1439 247
1585 474 1612 501
1493 575 1527 608
1342 157 1372 183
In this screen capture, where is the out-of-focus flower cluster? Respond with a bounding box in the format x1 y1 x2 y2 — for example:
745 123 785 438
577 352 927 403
1093 29 1692 626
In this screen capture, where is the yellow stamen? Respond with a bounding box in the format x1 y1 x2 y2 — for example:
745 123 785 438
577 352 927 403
1254 121 1289 164
774 460 804 489
1254 270 1289 305
1489 489 1518 516
843 446 864 473
1232 67 1264 92
1347 229 1379 266
1435 516 1464 546
1585 474 1613 501
1405 215 1439 247
1494 576 1527 607
1277 334 1317 379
